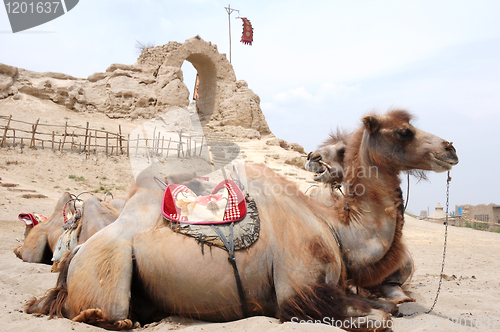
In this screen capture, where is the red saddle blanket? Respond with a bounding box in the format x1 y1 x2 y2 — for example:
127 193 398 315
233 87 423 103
162 179 247 224
18 213 47 226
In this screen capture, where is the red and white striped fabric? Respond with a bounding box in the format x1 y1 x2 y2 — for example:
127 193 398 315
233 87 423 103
162 179 247 224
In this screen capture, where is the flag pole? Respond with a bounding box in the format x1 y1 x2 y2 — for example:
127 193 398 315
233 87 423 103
224 4 239 63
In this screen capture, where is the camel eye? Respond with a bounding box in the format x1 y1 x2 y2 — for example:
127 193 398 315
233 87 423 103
395 128 414 141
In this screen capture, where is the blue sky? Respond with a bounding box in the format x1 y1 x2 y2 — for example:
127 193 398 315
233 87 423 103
1 0 499 215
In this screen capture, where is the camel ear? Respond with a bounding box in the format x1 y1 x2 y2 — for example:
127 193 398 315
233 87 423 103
362 115 381 133
337 145 346 160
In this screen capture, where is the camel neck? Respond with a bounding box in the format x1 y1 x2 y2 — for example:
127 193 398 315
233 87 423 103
331 129 406 278
342 129 402 218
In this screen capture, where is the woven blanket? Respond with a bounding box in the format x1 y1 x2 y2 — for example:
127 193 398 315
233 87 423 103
162 179 246 224
169 194 260 251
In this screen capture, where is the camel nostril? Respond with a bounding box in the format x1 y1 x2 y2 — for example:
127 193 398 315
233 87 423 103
444 141 455 152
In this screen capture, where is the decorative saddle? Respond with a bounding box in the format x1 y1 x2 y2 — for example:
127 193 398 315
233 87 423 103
162 179 246 224
162 179 260 251
18 213 47 226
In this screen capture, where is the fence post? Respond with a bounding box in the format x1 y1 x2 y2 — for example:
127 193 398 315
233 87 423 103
178 132 182 158
152 127 156 157
1 115 12 147
29 118 40 149
199 136 204 156
167 137 171 157
84 122 89 153
116 132 119 156
135 134 139 156
106 132 109 157
119 125 123 155
161 136 164 157
12 129 15 147
127 134 130 158
156 132 161 156
61 122 68 151
86 131 91 157
51 131 55 151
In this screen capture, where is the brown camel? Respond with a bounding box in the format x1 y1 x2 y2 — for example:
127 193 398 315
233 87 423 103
26 110 458 331
14 192 124 269
305 131 415 304
305 131 350 206
306 131 350 186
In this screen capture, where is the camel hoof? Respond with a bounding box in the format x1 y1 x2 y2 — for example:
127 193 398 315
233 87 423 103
345 308 392 332
73 308 105 324
379 284 415 304
73 309 132 330
114 319 133 329
14 245 22 259
51 261 62 273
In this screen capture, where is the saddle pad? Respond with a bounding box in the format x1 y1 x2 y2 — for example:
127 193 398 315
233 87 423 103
18 213 47 226
162 179 246 224
170 194 260 250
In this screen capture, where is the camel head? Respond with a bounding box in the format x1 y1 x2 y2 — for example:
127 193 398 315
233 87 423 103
360 110 458 173
305 132 350 184
306 142 346 184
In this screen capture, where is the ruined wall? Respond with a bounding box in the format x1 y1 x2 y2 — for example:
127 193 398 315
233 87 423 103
456 203 500 223
0 36 271 139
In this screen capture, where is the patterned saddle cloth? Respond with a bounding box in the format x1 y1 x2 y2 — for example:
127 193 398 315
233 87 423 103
18 213 47 226
162 179 246 224
162 179 260 250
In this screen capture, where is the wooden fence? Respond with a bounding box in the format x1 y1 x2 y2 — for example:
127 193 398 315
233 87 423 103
454 216 500 232
0 115 205 158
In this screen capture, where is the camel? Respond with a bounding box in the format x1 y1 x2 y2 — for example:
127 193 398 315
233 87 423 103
305 131 350 206
14 192 125 270
26 109 458 331
307 131 350 186
305 131 415 304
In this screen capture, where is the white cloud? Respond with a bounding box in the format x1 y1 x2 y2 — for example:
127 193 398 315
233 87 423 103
274 87 313 102
272 83 357 104
317 82 358 100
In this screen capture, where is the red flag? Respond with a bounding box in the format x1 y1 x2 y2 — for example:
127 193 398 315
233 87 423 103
240 17 253 45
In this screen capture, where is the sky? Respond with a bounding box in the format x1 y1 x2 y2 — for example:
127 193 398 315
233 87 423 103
1 0 499 216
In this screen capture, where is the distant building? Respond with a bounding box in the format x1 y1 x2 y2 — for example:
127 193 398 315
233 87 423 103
455 203 500 224
425 202 453 224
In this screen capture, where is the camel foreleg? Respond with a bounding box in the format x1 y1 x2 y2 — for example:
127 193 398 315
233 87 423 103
373 250 415 304
17 231 49 263
65 228 134 328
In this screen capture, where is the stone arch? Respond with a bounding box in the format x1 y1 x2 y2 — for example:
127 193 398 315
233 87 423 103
161 36 236 123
